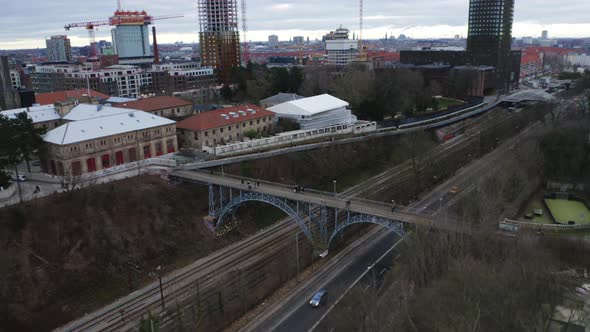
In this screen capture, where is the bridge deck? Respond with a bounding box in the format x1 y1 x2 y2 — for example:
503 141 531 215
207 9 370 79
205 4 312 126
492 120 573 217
171 170 436 227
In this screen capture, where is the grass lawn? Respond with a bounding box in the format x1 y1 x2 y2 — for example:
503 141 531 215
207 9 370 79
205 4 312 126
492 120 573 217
437 97 465 110
545 199 590 225
521 200 553 224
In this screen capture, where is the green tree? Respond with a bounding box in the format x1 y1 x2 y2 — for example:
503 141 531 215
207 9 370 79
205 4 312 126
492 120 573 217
288 67 304 93
139 311 160 332
0 114 23 202
0 114 14 188
357 98 385 121
11 112 46 173
244 129 259 139
0 113 46 202
269 67 290 93
273 118 300 133
220 84 233 101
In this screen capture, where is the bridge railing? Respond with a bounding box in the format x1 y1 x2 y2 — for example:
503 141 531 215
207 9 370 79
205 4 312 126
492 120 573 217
194 170 399 210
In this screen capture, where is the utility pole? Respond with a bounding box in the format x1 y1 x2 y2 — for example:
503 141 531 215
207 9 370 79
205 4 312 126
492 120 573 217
295 232 300 280
13 164 23 204
150 266 165 310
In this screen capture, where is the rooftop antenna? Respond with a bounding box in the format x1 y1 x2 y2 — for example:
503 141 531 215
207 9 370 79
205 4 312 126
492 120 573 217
117 0 121 11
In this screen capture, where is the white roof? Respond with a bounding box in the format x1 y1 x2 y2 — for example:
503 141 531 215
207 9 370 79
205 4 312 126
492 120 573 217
43 111 175 145
106 96 137 103
502 89 556 103
63 104 136 121
0 105 60 124
268 94 349 116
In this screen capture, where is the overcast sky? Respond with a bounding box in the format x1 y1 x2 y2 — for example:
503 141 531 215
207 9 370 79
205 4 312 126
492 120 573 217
1 0 589 50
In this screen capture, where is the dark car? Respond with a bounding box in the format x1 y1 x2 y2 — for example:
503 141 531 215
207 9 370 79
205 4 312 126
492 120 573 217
309 289 328 308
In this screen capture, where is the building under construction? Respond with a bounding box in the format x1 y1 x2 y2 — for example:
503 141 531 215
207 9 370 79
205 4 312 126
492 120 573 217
198 0 241 82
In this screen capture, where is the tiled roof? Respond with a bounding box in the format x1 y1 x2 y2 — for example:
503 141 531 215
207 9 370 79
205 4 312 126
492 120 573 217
115 96 192 112
36 89 110 105
43 111 175 145
176 105 274 131
63 104 136 121
0 105 61 124
260 93 304 105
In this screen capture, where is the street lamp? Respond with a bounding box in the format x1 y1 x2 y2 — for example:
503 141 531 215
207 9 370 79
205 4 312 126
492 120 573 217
439 197 443 213
149 266 165 310
333 180 337 196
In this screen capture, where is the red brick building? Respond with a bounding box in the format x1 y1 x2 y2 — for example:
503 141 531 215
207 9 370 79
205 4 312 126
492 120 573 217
176 104 275 150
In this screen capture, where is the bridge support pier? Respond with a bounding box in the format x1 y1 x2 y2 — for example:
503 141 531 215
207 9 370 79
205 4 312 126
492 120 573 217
206 184 406 251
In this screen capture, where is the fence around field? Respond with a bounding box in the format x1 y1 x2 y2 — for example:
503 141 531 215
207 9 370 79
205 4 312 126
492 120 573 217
499 218 590 233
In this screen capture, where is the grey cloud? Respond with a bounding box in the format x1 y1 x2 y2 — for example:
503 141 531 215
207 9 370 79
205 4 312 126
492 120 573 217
0 0 588 47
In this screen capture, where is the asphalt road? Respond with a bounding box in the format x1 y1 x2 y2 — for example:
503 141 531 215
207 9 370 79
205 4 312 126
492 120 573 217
251 230 401 332
241 119 545 332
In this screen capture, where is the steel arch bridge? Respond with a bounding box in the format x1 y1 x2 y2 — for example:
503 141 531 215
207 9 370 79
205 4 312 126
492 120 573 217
208 184 406 250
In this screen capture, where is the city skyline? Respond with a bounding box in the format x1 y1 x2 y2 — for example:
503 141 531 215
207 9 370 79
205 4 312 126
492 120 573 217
1 0 590 50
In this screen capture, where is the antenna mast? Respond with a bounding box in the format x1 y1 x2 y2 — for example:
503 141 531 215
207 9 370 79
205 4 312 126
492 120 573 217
359 0 365 61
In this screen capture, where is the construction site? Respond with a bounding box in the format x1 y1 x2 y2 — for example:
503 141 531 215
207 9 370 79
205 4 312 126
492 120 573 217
198 0 242 82
64 1 181 60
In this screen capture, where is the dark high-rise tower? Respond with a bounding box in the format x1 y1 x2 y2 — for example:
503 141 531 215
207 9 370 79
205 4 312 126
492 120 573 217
198 0 241 83
467 0 518 91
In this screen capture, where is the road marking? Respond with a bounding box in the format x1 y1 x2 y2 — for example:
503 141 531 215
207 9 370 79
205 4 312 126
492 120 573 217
308 236 405 332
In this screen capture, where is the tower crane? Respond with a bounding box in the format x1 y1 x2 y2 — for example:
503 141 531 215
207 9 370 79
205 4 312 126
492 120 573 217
65 13 183 57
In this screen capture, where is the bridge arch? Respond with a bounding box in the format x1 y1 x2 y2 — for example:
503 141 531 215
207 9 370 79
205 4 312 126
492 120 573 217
328 214 405 248
216 191 313 241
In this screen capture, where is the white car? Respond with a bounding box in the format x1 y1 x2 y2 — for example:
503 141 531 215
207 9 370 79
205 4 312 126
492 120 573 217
11 175 27 182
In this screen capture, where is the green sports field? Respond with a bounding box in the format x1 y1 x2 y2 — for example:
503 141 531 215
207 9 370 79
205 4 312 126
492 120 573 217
544 199 590 225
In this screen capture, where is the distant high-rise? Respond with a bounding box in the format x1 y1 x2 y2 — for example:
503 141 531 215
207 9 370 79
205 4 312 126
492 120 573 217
46 35 72 63
467 0 518 91
268 35 279 48
198 0 241 82
111 25 151 58
542 30 549 39
293 36 305 45
0 56 19 110
325 27 359 67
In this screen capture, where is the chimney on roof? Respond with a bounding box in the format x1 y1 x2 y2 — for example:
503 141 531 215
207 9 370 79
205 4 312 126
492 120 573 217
153 26 160 64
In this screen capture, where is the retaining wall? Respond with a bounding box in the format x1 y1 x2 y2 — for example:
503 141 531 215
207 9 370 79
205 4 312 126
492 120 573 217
0 184 16 200
204 121 377 157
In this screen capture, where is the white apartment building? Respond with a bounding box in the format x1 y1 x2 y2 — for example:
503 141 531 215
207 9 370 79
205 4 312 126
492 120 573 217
325 27 358 67
111 25 152 58
46 35 72 62
9 69 21 90
268 35 279 48
567 53 590 68
152 63 202 71
65 65 152 98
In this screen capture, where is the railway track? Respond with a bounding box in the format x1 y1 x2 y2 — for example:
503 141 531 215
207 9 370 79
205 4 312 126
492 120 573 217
58 106 519 331
59 149 406 331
